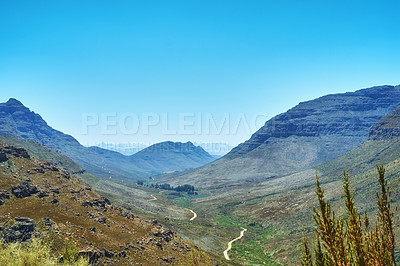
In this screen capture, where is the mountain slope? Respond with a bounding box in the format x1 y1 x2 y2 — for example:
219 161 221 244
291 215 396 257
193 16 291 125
159 85 400 188
0 98 146 181
0 99 214 181
175 101 400 264
0 141 210 265
0 135 101 187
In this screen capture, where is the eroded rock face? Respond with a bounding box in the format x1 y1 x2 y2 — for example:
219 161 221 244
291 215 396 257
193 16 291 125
369 105 400 140
2 146 30 159
230 85 400 157
1 217 36 243
11 181 39 198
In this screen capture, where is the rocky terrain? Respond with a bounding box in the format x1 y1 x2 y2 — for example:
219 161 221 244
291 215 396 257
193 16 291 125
0 99 214 182
369 104 400 140
0 139 213 265
159 85 400 188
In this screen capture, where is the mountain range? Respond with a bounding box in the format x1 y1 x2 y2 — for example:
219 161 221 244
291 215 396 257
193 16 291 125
158 85 400 188
0 98 215 182
3 84 400 264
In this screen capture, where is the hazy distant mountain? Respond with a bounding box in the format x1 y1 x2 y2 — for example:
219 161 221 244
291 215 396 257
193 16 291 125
159 85 400 188
129 141 215 174
94 141 231 157
0 98 214 181
95 142 147 155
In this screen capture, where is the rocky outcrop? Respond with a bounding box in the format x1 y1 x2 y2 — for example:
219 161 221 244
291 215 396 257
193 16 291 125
369 105 400 140
78 248 126 263
81 197 111 208
0 190 11 205
153 228 175 242
2 146 30 159
11 181 39 198
1 217 36 243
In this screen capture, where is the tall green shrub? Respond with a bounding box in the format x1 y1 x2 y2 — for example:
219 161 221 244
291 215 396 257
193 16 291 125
302 166 396 265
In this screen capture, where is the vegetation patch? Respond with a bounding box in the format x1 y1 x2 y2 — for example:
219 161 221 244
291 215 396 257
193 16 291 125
0 238 88 266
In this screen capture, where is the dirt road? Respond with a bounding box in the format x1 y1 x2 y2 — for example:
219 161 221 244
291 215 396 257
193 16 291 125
223 227 247 260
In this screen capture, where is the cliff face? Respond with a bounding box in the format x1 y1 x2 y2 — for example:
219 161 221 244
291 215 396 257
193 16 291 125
369 105 400 140
160 85 400 188
229 85 400 157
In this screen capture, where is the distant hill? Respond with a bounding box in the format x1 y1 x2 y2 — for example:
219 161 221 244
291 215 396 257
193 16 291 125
0 98 214 182
129 141 215 174
159 85 400 188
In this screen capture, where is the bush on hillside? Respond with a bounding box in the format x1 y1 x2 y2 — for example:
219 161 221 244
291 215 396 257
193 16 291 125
301 166 396 265
0 237 88 266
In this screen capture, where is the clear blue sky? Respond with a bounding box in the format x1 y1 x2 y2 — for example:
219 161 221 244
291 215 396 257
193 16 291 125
1 0 400 148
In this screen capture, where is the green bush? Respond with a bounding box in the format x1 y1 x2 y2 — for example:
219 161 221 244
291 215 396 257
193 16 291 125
302 166 396 265
0 238 88 266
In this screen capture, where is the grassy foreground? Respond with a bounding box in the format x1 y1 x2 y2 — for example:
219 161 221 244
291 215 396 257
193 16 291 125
0 238 88 266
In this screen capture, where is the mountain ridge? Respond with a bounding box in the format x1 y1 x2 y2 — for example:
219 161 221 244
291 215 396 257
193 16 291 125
158 84 400 188
0 99 214 181
0 139 213 264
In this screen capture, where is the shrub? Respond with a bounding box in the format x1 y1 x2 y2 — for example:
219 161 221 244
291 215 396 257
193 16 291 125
0 237 88 266
302 166 396 265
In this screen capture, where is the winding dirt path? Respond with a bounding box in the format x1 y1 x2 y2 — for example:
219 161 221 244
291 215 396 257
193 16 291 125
148 192 197 221
149 194 157 201
189 209 197 221
223 227 247 260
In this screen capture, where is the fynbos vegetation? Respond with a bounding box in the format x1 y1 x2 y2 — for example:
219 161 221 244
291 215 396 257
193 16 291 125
302 166 396 265
0 238 88 266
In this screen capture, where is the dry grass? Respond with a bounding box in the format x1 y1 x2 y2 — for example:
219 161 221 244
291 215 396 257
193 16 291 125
0 142 213 265
0 238 88 266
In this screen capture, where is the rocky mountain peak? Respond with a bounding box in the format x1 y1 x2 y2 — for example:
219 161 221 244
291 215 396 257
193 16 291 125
6 98 24 106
